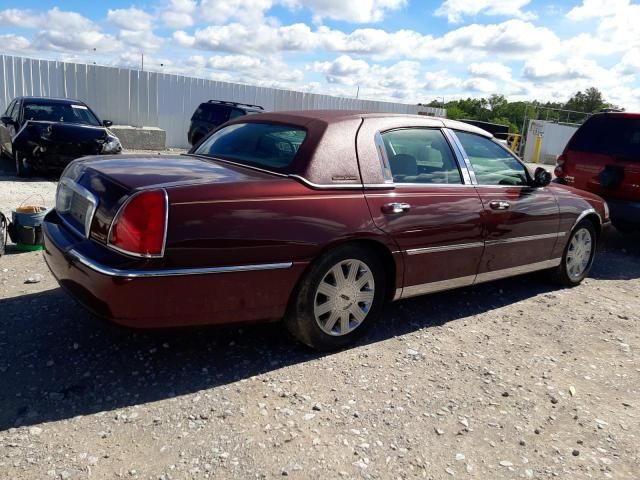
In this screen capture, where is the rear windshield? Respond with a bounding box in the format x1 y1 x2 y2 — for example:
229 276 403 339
569 115 640 160
193 122 307 171
23 102 101 126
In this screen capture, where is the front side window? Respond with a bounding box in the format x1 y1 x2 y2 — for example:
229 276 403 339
381 128 462 184
455 131 528 186
194 122 307 171
4 100 16 119
22 102 101 126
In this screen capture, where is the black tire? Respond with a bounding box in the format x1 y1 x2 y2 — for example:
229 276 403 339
553 220 597 287
285 244 387 351
14 150 31 177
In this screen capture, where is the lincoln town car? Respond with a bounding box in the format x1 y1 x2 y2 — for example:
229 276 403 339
43 111 610 350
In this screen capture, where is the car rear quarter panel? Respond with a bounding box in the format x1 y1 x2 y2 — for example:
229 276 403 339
165 178 396 268
548 184 607 258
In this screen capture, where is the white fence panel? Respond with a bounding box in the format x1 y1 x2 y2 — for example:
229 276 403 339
1 54 445 148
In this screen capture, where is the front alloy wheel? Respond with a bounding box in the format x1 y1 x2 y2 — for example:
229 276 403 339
285 245 386 351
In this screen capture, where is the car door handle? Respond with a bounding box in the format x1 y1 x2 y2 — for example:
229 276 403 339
489 200 510 210
381 202 411 214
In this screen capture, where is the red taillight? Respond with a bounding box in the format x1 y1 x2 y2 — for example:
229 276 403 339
557 153 567 166
109 190 167 257
555 153 567 177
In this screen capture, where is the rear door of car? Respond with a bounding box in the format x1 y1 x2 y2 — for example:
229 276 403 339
450 130 561 279
357 119 485 299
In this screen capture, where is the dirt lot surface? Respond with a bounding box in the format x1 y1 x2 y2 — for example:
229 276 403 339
0 155 638 480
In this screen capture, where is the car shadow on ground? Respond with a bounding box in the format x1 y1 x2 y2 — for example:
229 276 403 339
0 154 58 183
0 271 562 431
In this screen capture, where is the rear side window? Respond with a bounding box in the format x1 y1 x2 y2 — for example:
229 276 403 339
228 108 246 120
194 122 306 171
570 116 640 160
381 128 462 184
192 104 230 125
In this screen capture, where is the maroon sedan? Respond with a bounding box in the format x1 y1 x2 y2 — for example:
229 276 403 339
43 111 610 350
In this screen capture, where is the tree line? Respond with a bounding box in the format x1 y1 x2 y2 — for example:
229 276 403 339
421 87 618 134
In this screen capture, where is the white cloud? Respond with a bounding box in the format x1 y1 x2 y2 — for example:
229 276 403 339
435 0 535 23
463 77 497 93
468 62 512 82
0 8 41 28
294 0 407 23
199 0 274 24
174 22 315 53
117 30 164 50
161 0 196 28
616 49 640 75
0 34 30 51
107 8 155 31
424 70 463 91
566 0 627 21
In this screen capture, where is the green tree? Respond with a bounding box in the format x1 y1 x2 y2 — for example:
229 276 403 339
564 87 607 115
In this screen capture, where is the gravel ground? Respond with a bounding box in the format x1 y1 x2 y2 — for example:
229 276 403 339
0 154 638 480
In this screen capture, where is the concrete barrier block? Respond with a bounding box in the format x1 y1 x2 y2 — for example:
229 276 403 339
109 126 166 150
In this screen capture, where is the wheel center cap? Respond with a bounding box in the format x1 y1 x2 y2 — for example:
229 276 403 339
337 287 356 310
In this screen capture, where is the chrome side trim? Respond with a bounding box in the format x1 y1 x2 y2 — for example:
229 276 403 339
485 232 565 246
106 189 169 259
406 242 484 256
443 128 477 185
289 174 364 190
398 258 562 300
401 275 476 299
475 258 561 283
68 249 294 278
57 177 98 239
572 208 602 230
405 233 564 256
374 131 394 184
393 288 403 301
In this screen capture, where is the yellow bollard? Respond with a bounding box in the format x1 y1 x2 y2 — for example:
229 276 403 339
533 134 543 164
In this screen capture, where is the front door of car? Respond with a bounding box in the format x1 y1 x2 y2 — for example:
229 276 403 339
0 99 18 155
451 130 561 280
362 127 485 298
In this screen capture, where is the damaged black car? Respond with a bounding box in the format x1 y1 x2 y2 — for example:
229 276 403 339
0 96 122 177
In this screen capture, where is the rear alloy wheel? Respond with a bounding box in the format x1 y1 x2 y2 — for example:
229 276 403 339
14 150 30 177
553 220 596 287
285 245 386 351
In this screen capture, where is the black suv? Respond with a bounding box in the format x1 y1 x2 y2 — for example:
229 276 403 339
188 100 264 146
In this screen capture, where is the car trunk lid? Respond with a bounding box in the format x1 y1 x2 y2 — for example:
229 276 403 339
58 154 285 243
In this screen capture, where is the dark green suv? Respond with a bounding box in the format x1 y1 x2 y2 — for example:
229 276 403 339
188 100 264 146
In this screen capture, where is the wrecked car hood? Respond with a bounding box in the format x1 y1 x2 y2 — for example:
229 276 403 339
13 120 119 160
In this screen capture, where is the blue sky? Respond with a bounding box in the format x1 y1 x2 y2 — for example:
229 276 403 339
1 1 639 109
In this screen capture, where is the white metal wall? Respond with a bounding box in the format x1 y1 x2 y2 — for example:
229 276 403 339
1 55 445 148
523 120 578 164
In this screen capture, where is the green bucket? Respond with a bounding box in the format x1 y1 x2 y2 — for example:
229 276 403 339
16 242 44 252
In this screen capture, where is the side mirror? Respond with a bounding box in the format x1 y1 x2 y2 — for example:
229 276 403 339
1 116 15 126
103 120 113 128
533 167 552 187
